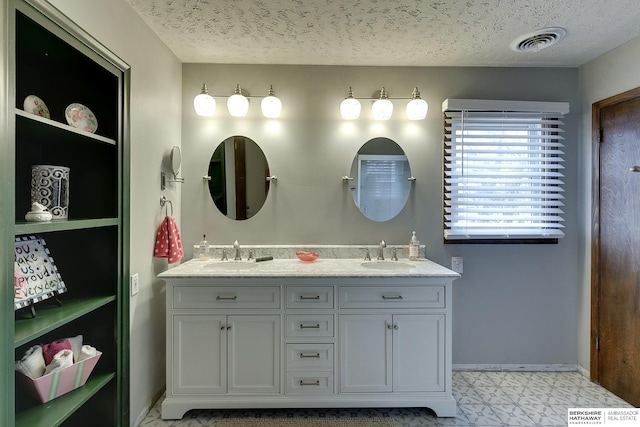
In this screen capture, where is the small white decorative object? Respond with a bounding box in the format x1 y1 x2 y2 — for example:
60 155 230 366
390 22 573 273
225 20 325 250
25 202 53 222
31 165 70 219
23 95 51 119
64 103 98 133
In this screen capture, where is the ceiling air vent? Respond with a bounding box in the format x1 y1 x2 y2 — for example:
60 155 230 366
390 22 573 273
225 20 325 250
510 27 567 52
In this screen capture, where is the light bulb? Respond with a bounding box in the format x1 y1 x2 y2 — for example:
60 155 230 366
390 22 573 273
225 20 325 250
227 84 249 117
193 83 216 116
406 87 428 120
372 87 393 120
340 87 361 120
261 85 282 118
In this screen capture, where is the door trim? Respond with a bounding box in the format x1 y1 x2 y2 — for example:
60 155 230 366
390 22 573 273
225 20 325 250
590 86 640 381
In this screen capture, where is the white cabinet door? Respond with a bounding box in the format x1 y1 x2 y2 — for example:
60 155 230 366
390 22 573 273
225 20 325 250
173 315 226 394
393 314 445 392
339 314 392 392
228 315 281 394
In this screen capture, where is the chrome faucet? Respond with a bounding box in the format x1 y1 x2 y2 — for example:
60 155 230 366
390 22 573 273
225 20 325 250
363 248 371 261
221 248 228 261
233 240 241 261
377 240 386 260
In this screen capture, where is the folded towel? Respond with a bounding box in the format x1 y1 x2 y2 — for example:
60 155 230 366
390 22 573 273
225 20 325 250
44 349 74 375
15 345 46 379
78 345 97 361
154 216 184 264
67 334 83 362
41 339 72 365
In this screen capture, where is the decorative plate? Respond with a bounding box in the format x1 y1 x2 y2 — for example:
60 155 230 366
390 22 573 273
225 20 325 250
23 95 50 119
65 103 98 133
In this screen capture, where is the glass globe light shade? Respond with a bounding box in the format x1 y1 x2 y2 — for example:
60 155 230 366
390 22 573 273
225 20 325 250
227 84 249 117
261 85 282 118
193 83 216 116
340 87 361 120
372 99 393 120
406 99 428 120
372 87 393 120
406 87 428 120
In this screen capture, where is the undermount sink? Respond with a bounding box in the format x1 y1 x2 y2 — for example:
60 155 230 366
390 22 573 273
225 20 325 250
360 261 417 270
204 262 259 270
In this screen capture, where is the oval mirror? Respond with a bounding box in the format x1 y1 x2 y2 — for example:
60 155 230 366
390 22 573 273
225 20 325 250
349 137 412 222
207 136 270 220
170 146 182 177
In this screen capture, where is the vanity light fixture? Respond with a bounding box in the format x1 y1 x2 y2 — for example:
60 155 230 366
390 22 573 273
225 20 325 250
194 83 282 118
340 87 361 120
193 83 216 116
339 86 429 120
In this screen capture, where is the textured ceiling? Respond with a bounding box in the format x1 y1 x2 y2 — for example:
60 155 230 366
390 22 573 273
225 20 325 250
126 0 640 67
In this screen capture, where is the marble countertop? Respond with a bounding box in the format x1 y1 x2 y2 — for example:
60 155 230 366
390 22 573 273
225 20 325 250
158 257 459 279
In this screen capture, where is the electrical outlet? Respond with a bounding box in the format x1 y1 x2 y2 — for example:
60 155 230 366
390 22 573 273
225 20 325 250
130 273 139 296
451 257 463 274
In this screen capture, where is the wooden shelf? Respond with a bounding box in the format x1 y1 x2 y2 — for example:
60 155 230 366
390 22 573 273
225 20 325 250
15 218 119 235
15 109 116 145
15 372 115 427
14 296 116 348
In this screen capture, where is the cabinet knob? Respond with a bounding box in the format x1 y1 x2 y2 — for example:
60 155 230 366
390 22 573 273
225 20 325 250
394 324 399 330
226 326 232 330
387 323 393 330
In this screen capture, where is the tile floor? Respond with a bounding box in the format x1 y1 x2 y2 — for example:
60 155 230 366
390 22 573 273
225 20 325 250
140 371 634 427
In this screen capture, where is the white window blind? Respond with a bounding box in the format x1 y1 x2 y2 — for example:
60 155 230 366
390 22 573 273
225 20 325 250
442 99 570 241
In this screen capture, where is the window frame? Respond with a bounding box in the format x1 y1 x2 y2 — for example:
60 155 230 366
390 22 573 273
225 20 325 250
442 99 570 244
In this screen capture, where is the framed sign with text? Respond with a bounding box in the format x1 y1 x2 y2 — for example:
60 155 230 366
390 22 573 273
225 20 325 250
14 236 67 311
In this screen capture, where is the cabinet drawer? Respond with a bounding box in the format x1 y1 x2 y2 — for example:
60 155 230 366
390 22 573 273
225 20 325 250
285 372 334 394
173 286 280 309
339 286 445 309
286 315 334 337
286 344 334 370
286 286 334 309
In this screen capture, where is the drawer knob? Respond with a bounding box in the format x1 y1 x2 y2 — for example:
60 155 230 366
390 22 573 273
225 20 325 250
382 295 403 300
299 380 320 386
300 353 321 358
300 323 321 329
300 295 321 300
216 295 238 300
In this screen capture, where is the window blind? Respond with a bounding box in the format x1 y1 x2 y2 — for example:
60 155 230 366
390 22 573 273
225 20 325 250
442 99 570 241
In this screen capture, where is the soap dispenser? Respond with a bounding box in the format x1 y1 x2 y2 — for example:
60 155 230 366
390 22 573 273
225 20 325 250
198 234 210 261
409 231 420 260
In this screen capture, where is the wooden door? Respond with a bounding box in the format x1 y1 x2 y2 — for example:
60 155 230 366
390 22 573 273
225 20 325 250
592 87 640 406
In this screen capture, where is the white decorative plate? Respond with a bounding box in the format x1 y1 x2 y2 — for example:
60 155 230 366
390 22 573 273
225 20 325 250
23 95 50 119
65 103 98 133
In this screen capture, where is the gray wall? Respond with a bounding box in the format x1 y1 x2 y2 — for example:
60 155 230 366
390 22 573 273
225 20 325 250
182 64 580 366
577 36 640 374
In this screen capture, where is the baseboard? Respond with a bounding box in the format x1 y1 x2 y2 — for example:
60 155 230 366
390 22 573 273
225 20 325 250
453 364 578 372
577 365 590 378
133 386 166 427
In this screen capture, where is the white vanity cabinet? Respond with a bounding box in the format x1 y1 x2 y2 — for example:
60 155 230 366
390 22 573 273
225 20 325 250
159 258 458 420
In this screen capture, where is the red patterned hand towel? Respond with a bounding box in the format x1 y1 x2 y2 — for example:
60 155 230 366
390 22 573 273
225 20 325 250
154 216 184 264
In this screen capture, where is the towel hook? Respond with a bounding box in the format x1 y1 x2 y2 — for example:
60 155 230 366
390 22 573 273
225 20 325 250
160 196 173 216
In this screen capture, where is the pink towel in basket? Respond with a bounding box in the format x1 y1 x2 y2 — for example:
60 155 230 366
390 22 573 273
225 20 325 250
154 216 184 264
